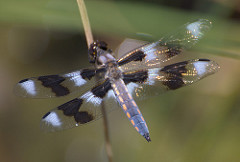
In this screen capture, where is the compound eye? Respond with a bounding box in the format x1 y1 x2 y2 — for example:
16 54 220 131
88 40 108 64
98 41 108 50
88 41 98 63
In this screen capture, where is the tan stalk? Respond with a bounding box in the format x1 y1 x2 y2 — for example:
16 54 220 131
76 0 113 161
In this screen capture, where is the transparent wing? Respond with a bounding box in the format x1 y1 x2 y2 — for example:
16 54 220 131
41 80 117 131
115 38 148 59
123 59 219 100
117 19 212 72
14 67 106 98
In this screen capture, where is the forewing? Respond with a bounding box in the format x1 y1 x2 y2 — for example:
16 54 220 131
41 79 117 131
14 68 106 98
123 59 219 100
117 19 212 71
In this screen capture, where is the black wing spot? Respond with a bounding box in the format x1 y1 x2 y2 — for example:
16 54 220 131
118 50 146 66
38 75 69 97
57 98 94 124
123 70 148 84
81 68 106 80
160 61 188 76
198 58 210 62
81 69 96 80
19 78 29 83
74 111 94 124
162 76 185 90
58 98 83 116
165 45 182 58
91 79 112 98
42 111 51 119
160 61 188 90
133 51 146 61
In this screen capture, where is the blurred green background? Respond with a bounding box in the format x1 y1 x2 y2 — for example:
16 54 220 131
0 0 240 162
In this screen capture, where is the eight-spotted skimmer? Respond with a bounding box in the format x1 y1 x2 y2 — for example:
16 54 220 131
15 19 219 142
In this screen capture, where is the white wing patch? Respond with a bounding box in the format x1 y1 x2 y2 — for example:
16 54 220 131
147 68 161 85
142 42 158 61
81 91 102 106
187 22 200 37
107 89 116 99
64 71 87 86
42 112 62 127
186 19 211 38
193 61 208 76
20 80 36 96
127 82 139 96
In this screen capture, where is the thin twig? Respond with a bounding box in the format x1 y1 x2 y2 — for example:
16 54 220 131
76 0 113 161
76 0 93 48
101 102 113 162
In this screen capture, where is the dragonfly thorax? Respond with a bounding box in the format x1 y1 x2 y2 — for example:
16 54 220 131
89 40 122 81
105 61 123 81
97 52 116 66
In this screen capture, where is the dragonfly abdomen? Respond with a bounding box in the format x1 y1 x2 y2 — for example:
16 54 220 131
111 79 151 142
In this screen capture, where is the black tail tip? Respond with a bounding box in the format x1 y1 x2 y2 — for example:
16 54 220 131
143 133 151 142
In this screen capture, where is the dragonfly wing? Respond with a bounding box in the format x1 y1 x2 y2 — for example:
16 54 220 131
14 68 106 98
115 38 148 59
123 59 219 100
117 19 212 72
41 79 117 131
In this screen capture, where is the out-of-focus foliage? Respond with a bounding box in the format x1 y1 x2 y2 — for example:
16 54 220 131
0 0 240 162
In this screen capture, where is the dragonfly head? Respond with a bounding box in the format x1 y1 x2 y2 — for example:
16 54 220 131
88 40 108 64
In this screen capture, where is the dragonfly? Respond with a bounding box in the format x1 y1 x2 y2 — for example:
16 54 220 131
14 19 219 142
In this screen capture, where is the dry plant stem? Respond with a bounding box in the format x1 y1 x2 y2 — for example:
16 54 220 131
76 0 93 48
76 0 113 161
101 102 113 162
